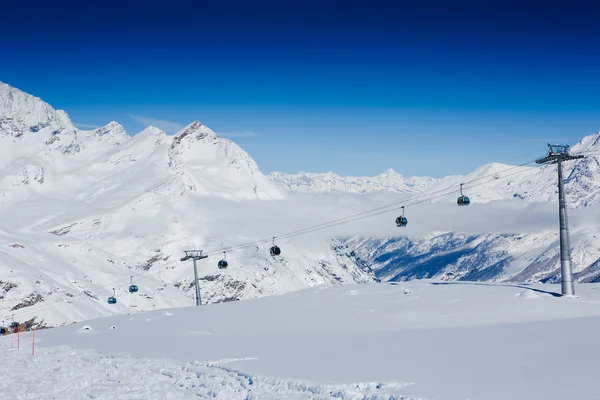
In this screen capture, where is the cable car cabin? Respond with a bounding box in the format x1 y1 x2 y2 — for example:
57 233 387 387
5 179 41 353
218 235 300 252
395 216 408 227
457 196 470 206
0 327 6 335
10 322 19 332
218 259 228 269
270 245 281 256
128 285 139 293
108 296 117 304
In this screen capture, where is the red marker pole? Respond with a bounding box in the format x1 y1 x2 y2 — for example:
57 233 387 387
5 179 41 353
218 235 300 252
32 329 35 356
17 329 20 350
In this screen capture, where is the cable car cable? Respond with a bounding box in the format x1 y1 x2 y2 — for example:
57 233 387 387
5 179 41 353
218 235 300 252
4 152 590 321
0 160 547 321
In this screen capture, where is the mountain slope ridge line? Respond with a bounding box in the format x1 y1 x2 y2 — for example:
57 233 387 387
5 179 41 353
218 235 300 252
3 159 555 322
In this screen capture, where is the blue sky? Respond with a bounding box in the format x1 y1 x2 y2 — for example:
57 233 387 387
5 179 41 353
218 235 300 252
2 0 600 177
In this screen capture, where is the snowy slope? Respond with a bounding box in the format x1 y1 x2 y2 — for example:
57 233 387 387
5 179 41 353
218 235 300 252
169 121 284 199
345 225 600 284
0 82 376 327
4 281 600 400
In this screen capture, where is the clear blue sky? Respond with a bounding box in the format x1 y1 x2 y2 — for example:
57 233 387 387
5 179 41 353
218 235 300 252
2 0 600 177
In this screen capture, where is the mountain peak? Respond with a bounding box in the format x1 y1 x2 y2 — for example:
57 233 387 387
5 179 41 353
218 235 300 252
379 168 403 178
92 121 129 144
95 121 126 135
171 120 218 147
187 120 202 129
572 131 600 153
134 125 168 146
139 125 167 137
0 81 76 140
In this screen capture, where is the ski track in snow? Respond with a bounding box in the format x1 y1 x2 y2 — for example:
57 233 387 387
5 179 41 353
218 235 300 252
1 345 415 400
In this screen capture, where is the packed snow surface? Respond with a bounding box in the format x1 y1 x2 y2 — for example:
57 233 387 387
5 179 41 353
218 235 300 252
4 281 600 399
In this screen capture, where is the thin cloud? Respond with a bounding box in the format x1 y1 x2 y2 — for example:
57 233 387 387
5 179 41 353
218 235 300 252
520 139 569 143
74 123 100 129
200 191 576 246
129 114 184 133
217 131 258 138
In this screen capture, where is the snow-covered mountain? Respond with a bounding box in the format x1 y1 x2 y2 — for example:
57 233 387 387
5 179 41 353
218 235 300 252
333 132 600 285
268 128 600 287
272 141 600 209
0 82 76 139
0 82 376 327
344 225 600 285
269 169 447 194
3 80 600 329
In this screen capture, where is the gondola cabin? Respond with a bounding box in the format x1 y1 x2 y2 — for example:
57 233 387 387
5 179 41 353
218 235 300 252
457 196 470 206
218 252 228 269
395 216 408 227
457 184 470 206
108 288 117 304
128 284 139 293
0 327 6 335
270 245 281 256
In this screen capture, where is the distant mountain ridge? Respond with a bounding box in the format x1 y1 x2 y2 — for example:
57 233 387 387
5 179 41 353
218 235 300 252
268 169 449 194
271 141 600 208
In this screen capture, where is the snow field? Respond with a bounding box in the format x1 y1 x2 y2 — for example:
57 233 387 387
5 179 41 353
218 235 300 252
5 281 600 400
1 345 415 400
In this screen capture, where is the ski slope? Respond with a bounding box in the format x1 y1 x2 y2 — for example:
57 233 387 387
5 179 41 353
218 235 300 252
4 281 600 399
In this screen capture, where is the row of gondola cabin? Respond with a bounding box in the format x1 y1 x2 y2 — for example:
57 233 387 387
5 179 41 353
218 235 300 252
396 186 470 226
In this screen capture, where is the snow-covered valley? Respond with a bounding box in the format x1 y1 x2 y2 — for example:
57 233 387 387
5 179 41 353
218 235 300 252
2 80 600 332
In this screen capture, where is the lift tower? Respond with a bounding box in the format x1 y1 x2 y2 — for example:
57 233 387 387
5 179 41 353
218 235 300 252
536 144 584 296
181 250 208 306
